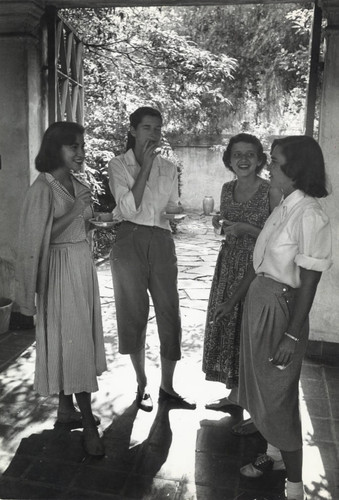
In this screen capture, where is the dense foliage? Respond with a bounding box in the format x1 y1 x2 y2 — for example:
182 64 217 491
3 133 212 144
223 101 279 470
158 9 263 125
62 4 314 149
179 5 314 140
61 4 315 257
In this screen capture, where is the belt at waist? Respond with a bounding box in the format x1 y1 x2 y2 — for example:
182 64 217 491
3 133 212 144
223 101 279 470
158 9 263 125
121 221 170 233
50 240 89 248
256 273 295 292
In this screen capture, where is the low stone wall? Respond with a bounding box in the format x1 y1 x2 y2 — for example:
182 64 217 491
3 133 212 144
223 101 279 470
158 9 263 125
173 145 233 212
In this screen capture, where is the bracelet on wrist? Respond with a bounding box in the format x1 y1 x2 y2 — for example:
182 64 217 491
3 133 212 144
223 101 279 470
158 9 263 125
284 332 300 343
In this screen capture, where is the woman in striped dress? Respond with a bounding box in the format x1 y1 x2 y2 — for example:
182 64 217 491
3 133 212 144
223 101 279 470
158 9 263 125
15 122 107 456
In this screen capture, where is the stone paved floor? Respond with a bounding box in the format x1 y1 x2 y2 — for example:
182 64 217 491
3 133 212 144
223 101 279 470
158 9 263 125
0 213 339 500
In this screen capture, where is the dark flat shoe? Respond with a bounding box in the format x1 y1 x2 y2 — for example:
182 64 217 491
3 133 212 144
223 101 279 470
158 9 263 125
158 387 196 409
205 397 240 412
83 427 105 457
232 418 258 436
240 453 285 478
136 386 153 412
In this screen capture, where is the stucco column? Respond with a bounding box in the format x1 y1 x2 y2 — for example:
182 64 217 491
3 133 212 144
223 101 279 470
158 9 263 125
310 1 339 344
0 1 46 299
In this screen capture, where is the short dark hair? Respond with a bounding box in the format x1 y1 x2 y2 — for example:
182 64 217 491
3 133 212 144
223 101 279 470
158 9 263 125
35 121 85 172
222 133 267 174
126 106 163 151
271 135 328 198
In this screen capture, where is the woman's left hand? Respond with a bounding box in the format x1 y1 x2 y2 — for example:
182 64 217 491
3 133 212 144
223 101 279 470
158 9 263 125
214 301 234 323
270 334 297 368
222 221 252 237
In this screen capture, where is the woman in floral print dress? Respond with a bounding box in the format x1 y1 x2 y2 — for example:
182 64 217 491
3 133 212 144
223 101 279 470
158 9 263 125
203 133 281 428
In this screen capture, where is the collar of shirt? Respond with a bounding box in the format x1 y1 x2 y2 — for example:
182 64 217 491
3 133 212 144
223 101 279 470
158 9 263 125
280 189 306 221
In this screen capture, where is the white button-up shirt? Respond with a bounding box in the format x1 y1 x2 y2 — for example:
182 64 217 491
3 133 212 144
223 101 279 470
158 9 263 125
253 189 332 288
108 149 180 230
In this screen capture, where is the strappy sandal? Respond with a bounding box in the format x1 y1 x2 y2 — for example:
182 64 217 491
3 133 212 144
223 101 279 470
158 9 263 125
83 427 105 457
240 453 285 478
232 418 258 436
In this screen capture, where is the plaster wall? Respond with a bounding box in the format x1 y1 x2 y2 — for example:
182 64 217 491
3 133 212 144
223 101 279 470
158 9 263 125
311 26 339 344
173 146 234 212
0 36 43 273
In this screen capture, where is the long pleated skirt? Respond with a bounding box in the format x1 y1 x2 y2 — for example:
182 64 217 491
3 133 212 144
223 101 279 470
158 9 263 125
238 275 308 452
34 241 107 396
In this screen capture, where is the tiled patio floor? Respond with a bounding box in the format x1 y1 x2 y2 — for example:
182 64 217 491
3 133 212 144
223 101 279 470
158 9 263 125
0 213 338 500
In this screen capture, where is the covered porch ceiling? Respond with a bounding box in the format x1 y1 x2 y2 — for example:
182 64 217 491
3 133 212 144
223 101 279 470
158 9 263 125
46 0 313 8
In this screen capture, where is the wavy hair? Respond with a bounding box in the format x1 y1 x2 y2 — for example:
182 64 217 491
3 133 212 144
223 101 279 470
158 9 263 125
271 135 328 198
35 121 85 172
222 133 267 174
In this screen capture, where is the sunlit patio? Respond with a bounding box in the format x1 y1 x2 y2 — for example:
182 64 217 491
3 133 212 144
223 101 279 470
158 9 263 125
0 214 338 500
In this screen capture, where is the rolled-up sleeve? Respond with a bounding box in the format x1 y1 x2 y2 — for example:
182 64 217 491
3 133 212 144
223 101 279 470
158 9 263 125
108 158 141 219
165 168 180 213
295 208 332 272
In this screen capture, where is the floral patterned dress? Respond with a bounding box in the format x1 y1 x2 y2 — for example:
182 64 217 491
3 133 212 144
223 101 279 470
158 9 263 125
202 179 271 388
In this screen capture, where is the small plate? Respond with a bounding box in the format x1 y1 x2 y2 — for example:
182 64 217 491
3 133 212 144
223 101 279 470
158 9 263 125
163 213 187 221
89 218 120 228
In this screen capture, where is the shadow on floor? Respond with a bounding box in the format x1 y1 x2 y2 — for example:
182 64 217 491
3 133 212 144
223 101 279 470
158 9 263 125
0 400 176 499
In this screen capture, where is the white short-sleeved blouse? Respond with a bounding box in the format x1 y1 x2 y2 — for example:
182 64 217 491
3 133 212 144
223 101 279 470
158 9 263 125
253 189 332 288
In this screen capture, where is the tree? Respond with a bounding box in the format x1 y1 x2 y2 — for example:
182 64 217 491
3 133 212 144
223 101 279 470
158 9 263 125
62 4 314 147
175 4 314 136
61 5 314 256
62 6 237 152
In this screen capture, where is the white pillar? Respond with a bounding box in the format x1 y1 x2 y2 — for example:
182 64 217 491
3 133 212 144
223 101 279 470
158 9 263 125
311 2 339 344
0 1 46 298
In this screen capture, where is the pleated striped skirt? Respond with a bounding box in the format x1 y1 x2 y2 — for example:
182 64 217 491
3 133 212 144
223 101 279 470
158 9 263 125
34 240 107 396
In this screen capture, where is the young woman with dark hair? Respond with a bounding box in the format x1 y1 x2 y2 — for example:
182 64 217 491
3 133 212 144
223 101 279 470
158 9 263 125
215 135 332 500
35 122 85 173
108 106 195 412
15 122 107 456
203 133 281 432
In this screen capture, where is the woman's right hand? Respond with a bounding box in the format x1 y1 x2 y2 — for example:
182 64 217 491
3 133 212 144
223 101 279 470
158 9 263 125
214 301 234 322
141 140 160 170
212 215 224 229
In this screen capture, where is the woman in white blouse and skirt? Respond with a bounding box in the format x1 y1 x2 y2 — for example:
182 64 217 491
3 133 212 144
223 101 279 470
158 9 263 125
214 136 332 500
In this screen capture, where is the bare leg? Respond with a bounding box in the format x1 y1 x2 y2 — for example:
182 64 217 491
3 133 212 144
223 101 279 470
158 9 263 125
280 448 303 483
75 391 104 456
282 448 304 500
74 392 97 428
58 391 76 412
130 348 147 391
160 356 176 394
228 387 239 403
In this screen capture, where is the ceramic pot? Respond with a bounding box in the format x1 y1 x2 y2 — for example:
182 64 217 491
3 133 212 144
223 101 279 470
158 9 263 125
0 297 13 335
203 196 214 215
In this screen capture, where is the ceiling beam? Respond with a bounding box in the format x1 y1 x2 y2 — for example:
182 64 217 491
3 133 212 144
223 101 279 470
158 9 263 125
45 0 313 8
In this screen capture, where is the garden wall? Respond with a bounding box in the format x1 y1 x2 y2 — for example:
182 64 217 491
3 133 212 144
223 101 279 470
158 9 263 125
173 142 233 213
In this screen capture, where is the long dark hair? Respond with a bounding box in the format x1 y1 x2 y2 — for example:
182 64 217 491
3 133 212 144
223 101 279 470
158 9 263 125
271 136 328 198
125 107 162 152
222 133 267 173
35 121 85 172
